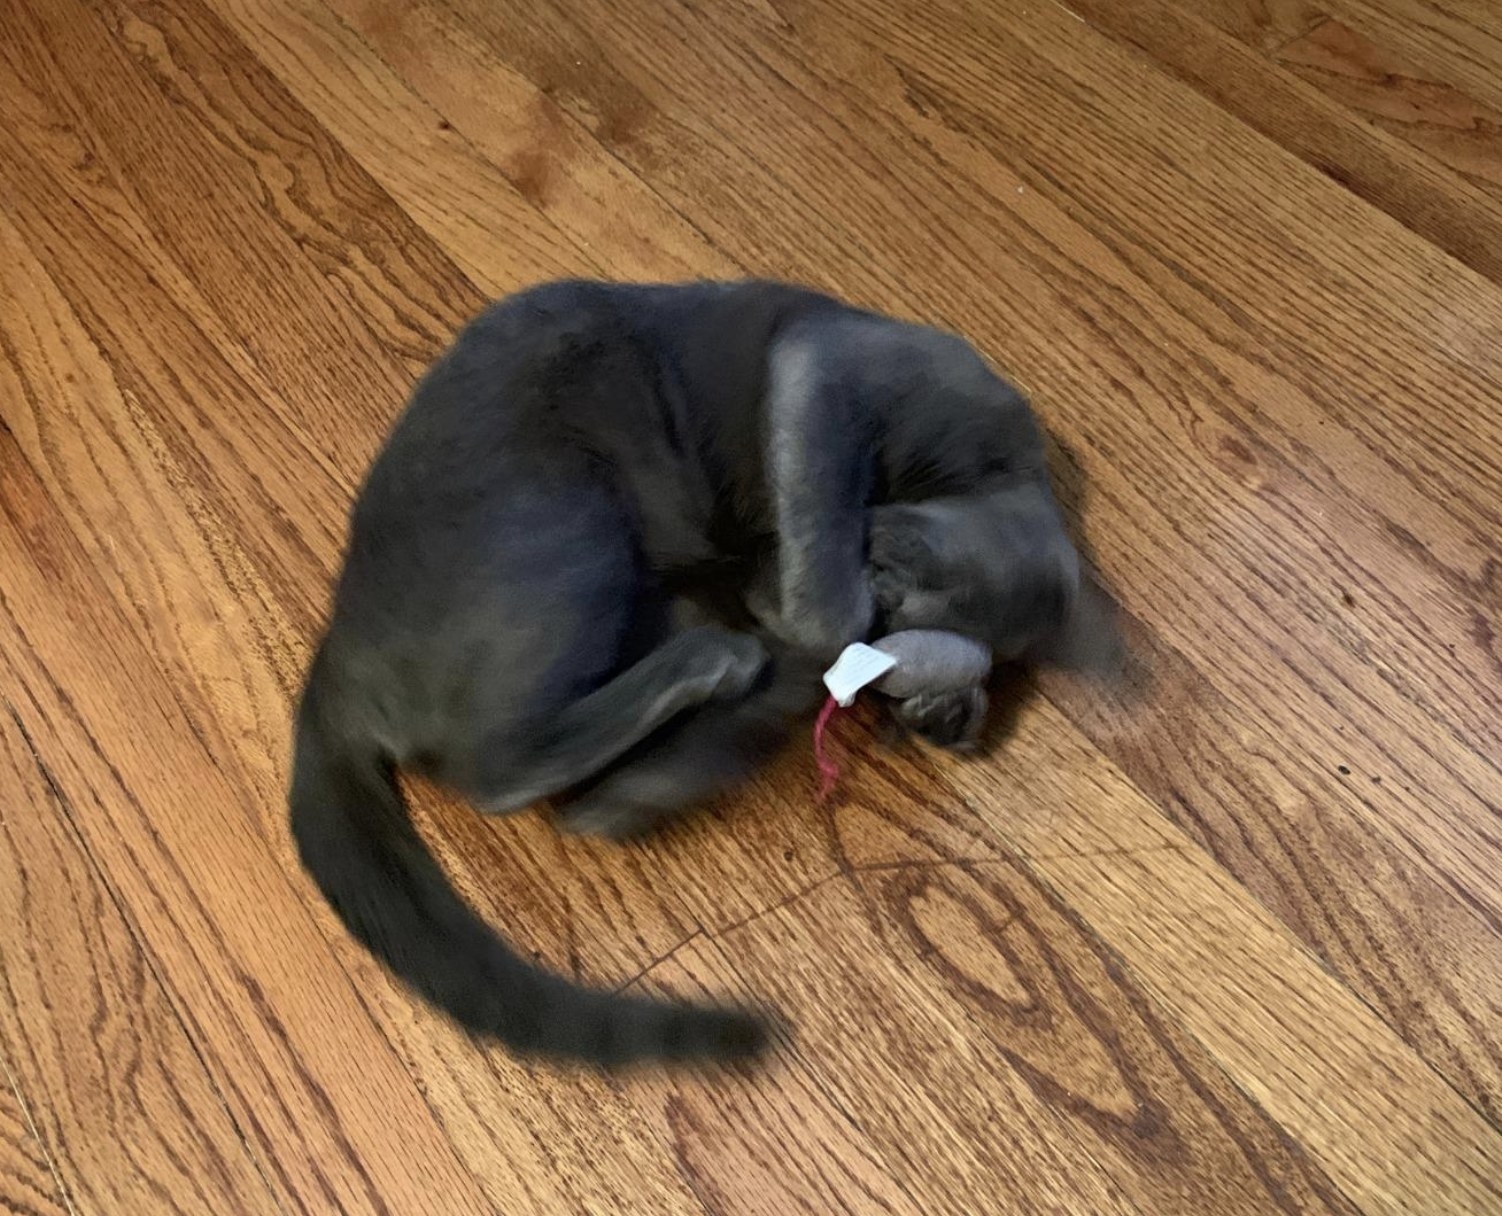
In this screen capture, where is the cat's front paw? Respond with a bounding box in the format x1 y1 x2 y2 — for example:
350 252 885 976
893 685 989 751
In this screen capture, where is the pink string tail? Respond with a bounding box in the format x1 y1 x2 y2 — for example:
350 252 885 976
812 694 843 802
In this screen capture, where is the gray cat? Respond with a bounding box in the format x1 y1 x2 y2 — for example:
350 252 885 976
290 280 1094 1068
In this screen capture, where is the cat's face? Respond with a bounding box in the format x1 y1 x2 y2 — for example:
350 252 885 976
869 485 1084 661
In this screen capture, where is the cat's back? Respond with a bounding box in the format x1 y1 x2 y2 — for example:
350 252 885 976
337 278 845 599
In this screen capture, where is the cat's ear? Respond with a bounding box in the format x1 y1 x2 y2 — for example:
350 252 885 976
1033 569 1125 679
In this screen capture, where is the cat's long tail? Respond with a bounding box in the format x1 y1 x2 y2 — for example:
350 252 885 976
287 666 771 1068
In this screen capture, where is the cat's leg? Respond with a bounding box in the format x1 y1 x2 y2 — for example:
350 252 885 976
757 324 878 656
476 626 769 814
557 647 826 839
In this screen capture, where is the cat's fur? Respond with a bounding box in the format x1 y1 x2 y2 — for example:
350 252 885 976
290 280 1091 1068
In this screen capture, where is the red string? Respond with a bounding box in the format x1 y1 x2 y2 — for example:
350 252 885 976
812 694 843 801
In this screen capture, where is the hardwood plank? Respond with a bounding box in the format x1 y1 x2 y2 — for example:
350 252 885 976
0 0 448 624
575 671 1484 1215
181 0 605 292
622 1036 931 1216
0 424 491 1212
6 0 457 428
1181 0 1502 116
378 0 1502 1123
813 0 1502 907
631 858 1366 1216
0 198 309 824
1274 18 1502 205
923 710 1502 1215
0 1066 71 1216
1344 0 1502 112
1044 615 1502 1128
0 32 712 1212
0 16 522 1188
632 893 1145 1216
1064 0 1502 286
328 0 896 301
0 2 850 1209
1153 0 1327 51
0 0 480 866
212 0 735 285
5 0 1502 1209
610 705 1348 1216
0 700 279 1216
837 0 1502 1117
0 204 473 1214
1029 842 1502 1214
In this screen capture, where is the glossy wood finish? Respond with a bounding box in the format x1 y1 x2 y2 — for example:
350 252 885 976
2 0 1500 1211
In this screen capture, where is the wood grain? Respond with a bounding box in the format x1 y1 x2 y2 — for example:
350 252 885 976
220 0 734 286
658 857 1366 1216
0 1064 70 1216
362 0 1502 1124
1276 19 1502 205
203 0 600 293
3 0 1502 1211
0 402 493 1213
1065 0 1502 286
1044 617 1502 1127
1236 0 1502 114
632 883 1145 1216
0 696 278 1216
927 699 1502 1214
0 3 716 1210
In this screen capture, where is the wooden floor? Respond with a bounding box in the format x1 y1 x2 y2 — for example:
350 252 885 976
2 0 1501 1211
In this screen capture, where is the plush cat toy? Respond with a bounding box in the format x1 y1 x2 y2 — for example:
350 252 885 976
814 629 993 795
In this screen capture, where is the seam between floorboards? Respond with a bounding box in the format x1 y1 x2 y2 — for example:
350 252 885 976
1 696 291 1216
0 1034 81 1216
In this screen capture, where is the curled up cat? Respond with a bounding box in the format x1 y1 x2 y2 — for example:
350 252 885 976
289 280 1108 1069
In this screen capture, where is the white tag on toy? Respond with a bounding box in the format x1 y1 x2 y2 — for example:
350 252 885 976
822 642 898 707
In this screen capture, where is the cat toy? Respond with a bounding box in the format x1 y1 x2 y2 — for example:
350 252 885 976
812 630 992 798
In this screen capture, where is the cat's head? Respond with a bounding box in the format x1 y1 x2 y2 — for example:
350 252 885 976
869 485 1114 669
